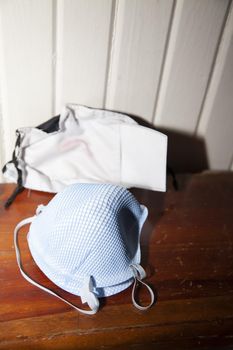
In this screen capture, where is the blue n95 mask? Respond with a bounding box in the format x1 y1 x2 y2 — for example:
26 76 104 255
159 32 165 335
14 183 154 314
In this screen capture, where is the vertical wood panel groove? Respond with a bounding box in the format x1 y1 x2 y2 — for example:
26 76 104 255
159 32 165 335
0 0 54 163
152 0 176 124
0 0 232 176
194 0 232 135
105 0 174 121
52 0 57 116
104 0 120 110
60 0 112 109
154 0 229 133
0 14 7 178
103 0 117 109
152 0 184 126
197 0 233 169
229 154 233 171
53 0 64 115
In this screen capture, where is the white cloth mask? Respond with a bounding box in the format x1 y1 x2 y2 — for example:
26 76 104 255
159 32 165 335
14 183 155 314
3 104 167 207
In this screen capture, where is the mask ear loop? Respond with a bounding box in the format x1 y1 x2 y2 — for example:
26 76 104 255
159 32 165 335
130 264 155 311
14 215 99 315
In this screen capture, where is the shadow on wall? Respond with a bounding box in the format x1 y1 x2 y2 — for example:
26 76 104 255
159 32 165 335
120 113 209 174
109 111 209 273
127 113 209 272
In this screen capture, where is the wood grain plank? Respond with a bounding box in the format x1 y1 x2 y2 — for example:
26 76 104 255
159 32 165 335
197 3 233 170
0 174 233 348
1 321 233 350
55 0 113 112
105 0 174 121
1 297 233 349
154 0 230 133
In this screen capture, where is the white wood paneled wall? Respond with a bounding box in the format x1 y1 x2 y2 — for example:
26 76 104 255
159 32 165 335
0 0 233 181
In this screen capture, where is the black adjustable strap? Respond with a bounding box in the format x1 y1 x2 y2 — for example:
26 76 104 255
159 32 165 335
167 166 179 191
4 185 24 208
2 116 61 209
3 131 25 208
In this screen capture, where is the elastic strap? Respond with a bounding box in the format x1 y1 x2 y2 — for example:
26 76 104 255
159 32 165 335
130 264 155 311
14 215 99 315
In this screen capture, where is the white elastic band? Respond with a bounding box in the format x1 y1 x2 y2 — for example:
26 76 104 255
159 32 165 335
130 264 155 311
14 215 99 315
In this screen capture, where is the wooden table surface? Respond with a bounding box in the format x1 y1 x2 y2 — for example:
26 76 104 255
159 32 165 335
0 172 233 350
